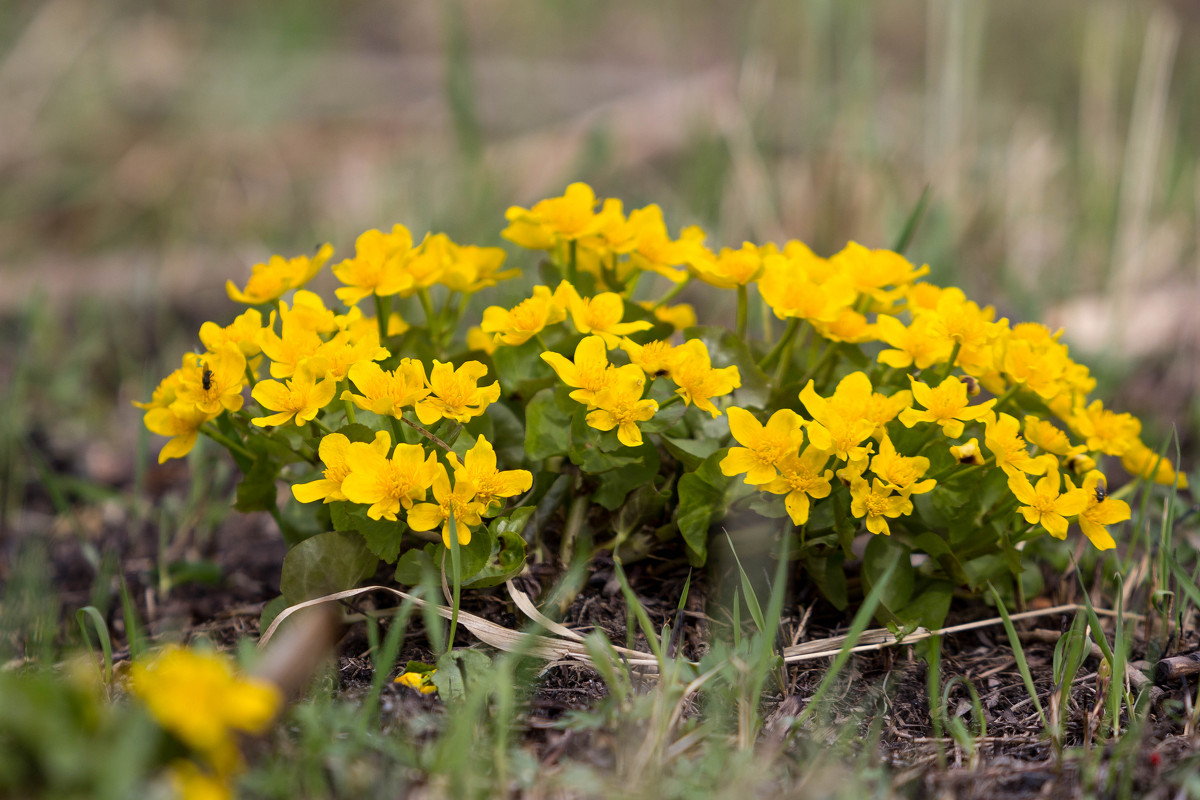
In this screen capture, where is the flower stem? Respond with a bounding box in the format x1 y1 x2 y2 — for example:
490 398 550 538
567 239 578 285
736 284 749 341
396 413 453 452
201 423 253 460
652 275 692 310
374 293 392 344
759 318 800 372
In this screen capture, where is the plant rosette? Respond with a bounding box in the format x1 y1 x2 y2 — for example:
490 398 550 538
138 182 1186 628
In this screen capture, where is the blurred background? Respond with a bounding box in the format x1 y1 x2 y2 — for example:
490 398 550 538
1 0 1198 553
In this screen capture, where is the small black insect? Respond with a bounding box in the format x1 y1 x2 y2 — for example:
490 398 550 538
1094 482 1107 503
202 367 213 391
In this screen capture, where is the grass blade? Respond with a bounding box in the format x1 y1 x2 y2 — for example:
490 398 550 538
75 606 113 686
988 583 1048 730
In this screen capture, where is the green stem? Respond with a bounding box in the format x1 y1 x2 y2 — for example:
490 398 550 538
243 365 258 388
991 382 1021 415
567 239 578 285
374 294 392 344
395 413 453 452
736 284 749 341
417 288 440 345
930 455 995 483
343 399 357 425
200 424 254 460
933 342 962 384
652 275 692 310
799 339 840 387
657 394 684 411
758 318 800 372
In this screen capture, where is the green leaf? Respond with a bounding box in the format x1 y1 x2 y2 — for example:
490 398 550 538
912 531 969 585
862 535 915 621
662 435 721 471
802 550 848 610
592 442 661 510
234 446 280 513
614 481 671 539
335 423 380 444
675 449 735 564
483 401 526 468
394 545 438 585
280 531 378 604
462 510 531 588
897 580 953 630
492 338 552 395
330 502 408 563
259 595 289 634
524 388 571 461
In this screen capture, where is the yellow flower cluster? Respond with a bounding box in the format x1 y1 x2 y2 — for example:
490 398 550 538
130 646 280 799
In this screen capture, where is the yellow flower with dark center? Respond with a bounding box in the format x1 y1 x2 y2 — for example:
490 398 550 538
415 360 501 425
177 344 247 417
870 435 936 496
293 431 392 504
542 335 616 408
564 290 653 347
481 285 567 346
984 412 1046 477
250 363 338 428
446 436 533 513
343 359 430 417
394 670 438 695
849 477 912 536
720 406 806 485
130 646 280 774
407 463 485 547
1007 469 1088 539
898 376 995 439
341 441 439 521
332 225 417 305
668 339 740 417
949 438 984 466
621 338 676 379
1067 471 1127 550
226 243 333 305
585 364 658 447
763 447 834 525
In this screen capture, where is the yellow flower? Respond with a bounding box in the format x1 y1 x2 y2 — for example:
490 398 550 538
797 375 877 462
1069 400 1142 458
541 335 616 408
502 182 608 249
447 436 533 513
621 338 676 379
480 285 568 346
949 438 984 466
898 375 995 439
167 760 232 800
250 362 337 427
394 670 438 695
332 225 417 305
406 463 485 547
226 243 332 305
343 359 430 417
637 300 698 331
584 365 658 447
1022 415 1082 457
999 325 1071 400
688 242 764 289
758 247 856 323
130 646 280 774
1120 440 1188 488
467 325 498 355
984 412 1046 477
627 206 705 283
763 446 834 525
829 241 929 308
176 345 247 417
198 309 264 359
923 288 1001 375
1067 471 1128 551
1007 469 1088 539
869 435 936 496
415 360 501 425
144 401 213 463
720 406 805 485
564 288 653 347
258 300 324 380
341 441 439 521
874 314 950 370
849 477 912 536
438 241 517 294
668 339 741 417
284 289 339 334
293 431 392 504
310 330 390 382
